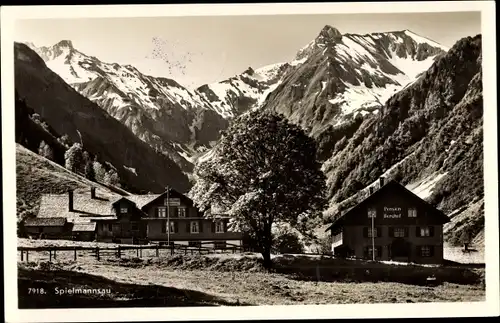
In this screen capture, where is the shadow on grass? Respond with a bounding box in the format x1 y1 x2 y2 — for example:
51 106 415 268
270 255 484 286
18 266 247 309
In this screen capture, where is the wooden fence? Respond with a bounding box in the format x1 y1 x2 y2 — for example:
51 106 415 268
18 242 244 263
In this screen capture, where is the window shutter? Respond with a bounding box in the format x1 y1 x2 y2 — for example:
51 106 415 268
223 220 228 233
186 222 190 233
377 246 382 258
161 221 166 233
429 226 435 237
430 246 435 257
174 222 179 233
404 227 409 237
363 227 368 238
211 221 215 232
199 221 203 233
389 227 394 237
416 227 421 237
185 207 189 217
155 208 159 217
377 227 382 237
417 245 422 256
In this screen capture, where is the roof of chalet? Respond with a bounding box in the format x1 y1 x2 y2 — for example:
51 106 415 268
24 217 67 227
325 179 449 232
38 193 121 222
72 222 97 232
36 188 187 223
119 194 160 209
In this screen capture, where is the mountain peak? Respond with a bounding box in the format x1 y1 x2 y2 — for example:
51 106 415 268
318 25 343 41
55 40 74 49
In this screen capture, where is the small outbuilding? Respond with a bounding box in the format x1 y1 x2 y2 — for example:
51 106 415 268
71 222 97 241
23 217 69 239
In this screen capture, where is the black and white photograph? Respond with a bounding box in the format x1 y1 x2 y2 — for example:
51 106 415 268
2 2 498 321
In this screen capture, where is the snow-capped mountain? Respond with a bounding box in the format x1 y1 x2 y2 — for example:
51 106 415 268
26 40 229 172
14 42 192 194
196 63 291 119
261 26 448 137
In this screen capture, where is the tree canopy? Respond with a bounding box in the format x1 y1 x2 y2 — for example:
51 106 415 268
190 110 327 268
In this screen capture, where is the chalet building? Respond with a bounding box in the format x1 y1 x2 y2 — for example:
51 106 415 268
31 187 243 246
326 177 450 264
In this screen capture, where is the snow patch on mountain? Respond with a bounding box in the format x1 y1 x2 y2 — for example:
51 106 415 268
123 166 138 176
406 173 448 199
404 30 449 51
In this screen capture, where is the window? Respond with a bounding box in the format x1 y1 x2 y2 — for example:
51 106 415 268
131 222 139 231
158 207 167 218
190 221 199 234
364 227 381 238
419 245 433 257
215 221 225 233
408 208 417 218
364 246 382 258
120 207 128 214
394 228 406 238
367 208 377 218
177 207 186 218
418 226 434 237
368 228 378 238
169 221 176 233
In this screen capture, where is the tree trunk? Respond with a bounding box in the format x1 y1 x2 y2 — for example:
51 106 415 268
262 249 273 269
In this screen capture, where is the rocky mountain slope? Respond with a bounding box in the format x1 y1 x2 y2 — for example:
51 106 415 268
319 35 483 245
261 26 448 140
15 42 192 194
27 40 229 172
196 62 293 118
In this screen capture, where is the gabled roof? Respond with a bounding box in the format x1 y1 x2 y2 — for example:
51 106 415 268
24 217 67 227
140 188 194 210
126 194 161 209
72 222 97 232
326 180 449 232
111 196 138 207
36 188 194 223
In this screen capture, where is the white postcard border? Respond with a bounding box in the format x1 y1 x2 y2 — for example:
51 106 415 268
2 2 498 322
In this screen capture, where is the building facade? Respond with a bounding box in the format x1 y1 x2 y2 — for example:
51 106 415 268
140 189 242 247
327 178 450 264
31 187 243 246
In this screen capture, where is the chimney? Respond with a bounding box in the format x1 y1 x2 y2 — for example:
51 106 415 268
91 187 96 199
68 189 74 211
379 176 385 188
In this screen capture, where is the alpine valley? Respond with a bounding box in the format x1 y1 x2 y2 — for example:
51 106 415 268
17 25 484 246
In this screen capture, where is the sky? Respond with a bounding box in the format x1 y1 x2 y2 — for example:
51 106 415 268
15 12 481 89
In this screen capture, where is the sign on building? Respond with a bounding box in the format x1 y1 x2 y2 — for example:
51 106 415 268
164 198 181 206
383 206 402 219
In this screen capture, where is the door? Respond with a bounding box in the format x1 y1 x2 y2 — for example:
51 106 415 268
390 238 411 260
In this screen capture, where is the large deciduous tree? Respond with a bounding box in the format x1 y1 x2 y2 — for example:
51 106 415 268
190 110 327 268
